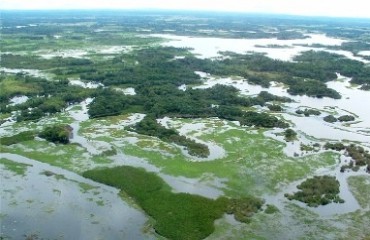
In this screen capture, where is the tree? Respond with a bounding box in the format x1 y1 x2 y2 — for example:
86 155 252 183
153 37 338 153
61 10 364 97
39 124 71 144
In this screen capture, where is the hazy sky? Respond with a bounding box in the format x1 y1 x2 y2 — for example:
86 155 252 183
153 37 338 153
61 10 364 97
1 0 369 18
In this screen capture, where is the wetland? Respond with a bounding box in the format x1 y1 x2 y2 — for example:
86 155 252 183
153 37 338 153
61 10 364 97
1 10 370 240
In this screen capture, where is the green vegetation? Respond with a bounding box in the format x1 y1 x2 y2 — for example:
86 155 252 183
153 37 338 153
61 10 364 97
324 142 370 172
264 204 280 214
284 128 297 141
287 79 341 99
178 51 343 98
83 166 263 240
1 74 92 122
295 108 321 116
2 11 370 240
323 115 337 123
240 111 288 128
285 175 344 207
337 115 355 122
347 176 370 208
0 76 40 99
0 131 35 145
88 88 137 118
293 50 370 88
0 158 32 176
39 124 72 144
130 115 209 157
267 104 283 112
120 118 337 197
226 197 264 223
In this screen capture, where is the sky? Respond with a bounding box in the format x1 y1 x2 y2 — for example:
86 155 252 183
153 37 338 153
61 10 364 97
1 0 369 18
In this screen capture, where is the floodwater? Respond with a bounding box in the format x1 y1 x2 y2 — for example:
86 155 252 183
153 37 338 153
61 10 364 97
157 117 227 161
69 79 104 89
153 33 369 63
0 67 53 80
2 32 370 239
263 155 366 218
0 154 151 240
8 96 29 106
37 46 132 59
192 72 370 145
68 100 225 198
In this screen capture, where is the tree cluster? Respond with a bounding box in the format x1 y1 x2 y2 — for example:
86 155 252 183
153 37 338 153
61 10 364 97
285 175 344 207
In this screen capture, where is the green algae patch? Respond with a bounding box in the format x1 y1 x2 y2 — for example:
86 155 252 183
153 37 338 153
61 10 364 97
83 166 263 240
0 158 32 176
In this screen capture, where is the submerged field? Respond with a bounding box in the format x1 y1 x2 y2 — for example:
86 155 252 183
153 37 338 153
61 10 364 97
1 11 370 240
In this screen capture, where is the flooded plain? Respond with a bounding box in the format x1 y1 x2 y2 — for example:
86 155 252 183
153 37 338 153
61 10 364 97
2 26 370 239
153 33 369 63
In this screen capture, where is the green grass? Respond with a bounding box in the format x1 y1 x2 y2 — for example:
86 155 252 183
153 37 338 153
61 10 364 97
0 131 35 145
122 120 337 197
348 175 370 208
0 158 32 175
335 210 370 240
264 204 280 214
0 78 40 98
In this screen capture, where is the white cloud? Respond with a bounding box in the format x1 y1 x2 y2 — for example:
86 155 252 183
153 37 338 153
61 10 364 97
0 0 369 18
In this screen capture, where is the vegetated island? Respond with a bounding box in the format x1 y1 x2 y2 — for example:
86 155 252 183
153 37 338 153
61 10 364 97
285 175 344 207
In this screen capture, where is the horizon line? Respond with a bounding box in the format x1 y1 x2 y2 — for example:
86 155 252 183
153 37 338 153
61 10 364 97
1 8 370 20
